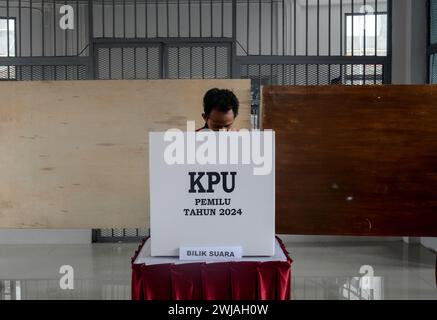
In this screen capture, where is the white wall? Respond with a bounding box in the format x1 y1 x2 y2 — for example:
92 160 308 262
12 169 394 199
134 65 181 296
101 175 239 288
392 0 427 84
391 0 436 251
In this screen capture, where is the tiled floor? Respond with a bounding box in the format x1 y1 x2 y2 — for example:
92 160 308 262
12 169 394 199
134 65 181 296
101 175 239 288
0 240 435 300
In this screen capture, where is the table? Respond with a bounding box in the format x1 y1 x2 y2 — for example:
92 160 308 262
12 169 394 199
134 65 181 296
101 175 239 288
131 237 293 300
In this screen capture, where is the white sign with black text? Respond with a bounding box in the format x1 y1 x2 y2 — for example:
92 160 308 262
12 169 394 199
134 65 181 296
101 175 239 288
149 131 275 257
179 246 243 261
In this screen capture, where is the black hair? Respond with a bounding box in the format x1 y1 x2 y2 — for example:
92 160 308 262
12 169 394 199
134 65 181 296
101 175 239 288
203 88 239 117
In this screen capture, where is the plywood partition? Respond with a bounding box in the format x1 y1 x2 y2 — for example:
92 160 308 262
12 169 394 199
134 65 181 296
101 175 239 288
0 80 251 228
262 85 437 236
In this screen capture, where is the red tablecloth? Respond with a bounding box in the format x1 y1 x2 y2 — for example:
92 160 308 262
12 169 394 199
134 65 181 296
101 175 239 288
131 237 293 300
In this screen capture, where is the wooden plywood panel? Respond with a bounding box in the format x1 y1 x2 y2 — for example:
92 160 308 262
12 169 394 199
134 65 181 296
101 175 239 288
262 85 437 236
0 79 251 228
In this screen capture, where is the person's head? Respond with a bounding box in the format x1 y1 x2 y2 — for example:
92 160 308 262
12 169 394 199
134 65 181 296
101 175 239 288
202 88 239 131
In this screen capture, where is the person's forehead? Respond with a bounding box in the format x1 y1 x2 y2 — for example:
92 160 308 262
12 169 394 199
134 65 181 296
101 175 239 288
208 109 234 125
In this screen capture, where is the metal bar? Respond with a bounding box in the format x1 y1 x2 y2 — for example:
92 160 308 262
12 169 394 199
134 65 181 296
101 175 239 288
227 41 232 78
6 0 9 57
384 0 392 83
375 0 377 56
340 0 343 55
364 0 367 56
328 0 332 80
134 0 137 38
108 48 112 79
178 0 180 38
235 55 388 65
211 0 213 37
259 0 261 55
214 46 217 78
374 63 377 84
19 0 21 57
121 47 124 79
65 0 68 55
199 0 202 37
352 0 354 56
6 0 9 78
271 0 273 55
134 47 137 79
91 236 143 243
294 0 296 55
30 0 32 56
161 43 167 78
426 0 431 83
113 0 115 37
189 46 192 78
247 0 249 54
306 0 308 55
0 56 93 66
177 47 180 79
189 0 191 38
317 0 320 56
146 47 149 78
53 0 56 79
231 0 238 78
221 0 224 37
282 0 285 55
202 47 204 78
329 0 331 56
145 0 148 37
77 0 80 55
167 0 169 37
42 4 46 79
93 37 234 45
306 64 308 85
102 0 105 37
88 0 95 79
123 0 126 38
41 0 44 56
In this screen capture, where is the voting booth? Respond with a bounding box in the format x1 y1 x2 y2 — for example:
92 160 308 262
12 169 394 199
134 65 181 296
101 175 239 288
149 131 275 257
131 131 293 300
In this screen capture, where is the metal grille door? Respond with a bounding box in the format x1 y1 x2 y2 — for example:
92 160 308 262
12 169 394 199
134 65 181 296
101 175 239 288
96 44 162 80
167 43 231 79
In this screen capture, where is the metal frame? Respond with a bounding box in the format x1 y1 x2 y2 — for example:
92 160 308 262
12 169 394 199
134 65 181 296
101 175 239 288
428 0 437 83
93 38 233 80
343 11 389 56
0 15 17 79
92 228 150 243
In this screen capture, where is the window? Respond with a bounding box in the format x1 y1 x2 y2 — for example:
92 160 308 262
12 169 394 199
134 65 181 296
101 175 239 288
0 17 16 80
346 12 388 56
345 10 387 85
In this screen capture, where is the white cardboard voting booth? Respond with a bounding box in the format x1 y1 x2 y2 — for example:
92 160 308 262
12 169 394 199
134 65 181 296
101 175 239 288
149 131 275 257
